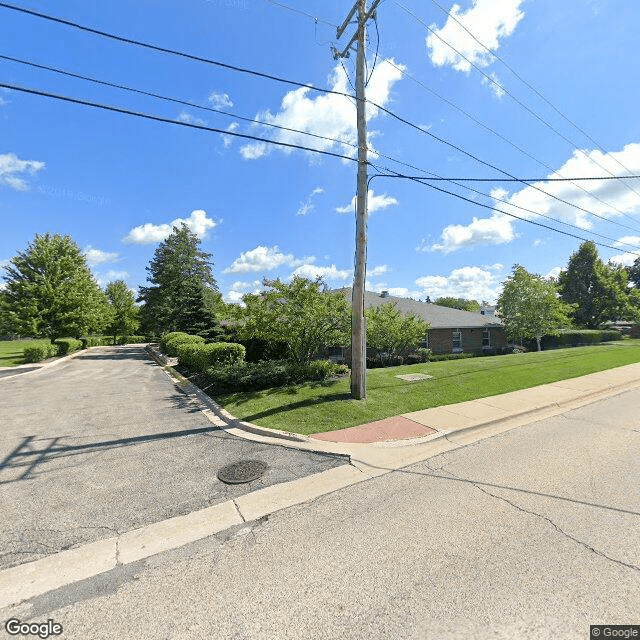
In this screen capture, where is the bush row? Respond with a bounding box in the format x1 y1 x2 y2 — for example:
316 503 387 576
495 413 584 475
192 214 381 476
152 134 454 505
176 341 246 372
163 333 205 357
543 329 622 349
23 343 60 363
200 359 348 393
22 335 151 363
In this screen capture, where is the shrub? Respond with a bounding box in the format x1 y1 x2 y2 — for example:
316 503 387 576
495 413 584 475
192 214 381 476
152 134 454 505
116 335 148 344
404 354 422 365
389 355 404 367
164 334 205 357
160 332 190 351
429 353 475 362
202 358 346 392
543 329 623 349
187 342 245 372
416 347 432 363
23 343 59 363
176 342 204 369
55 338 83 355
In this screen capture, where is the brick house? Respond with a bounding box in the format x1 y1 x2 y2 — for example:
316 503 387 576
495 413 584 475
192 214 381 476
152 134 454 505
332 288 508 358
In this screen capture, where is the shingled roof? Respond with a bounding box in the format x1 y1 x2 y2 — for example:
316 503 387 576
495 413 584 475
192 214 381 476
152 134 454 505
333 288 503 329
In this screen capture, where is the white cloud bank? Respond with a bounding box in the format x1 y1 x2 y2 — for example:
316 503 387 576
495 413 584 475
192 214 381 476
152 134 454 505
124 210 218 244
289 264 350 282
84 247 119 266
224 245 314 274
416 265 504 304
336 189 398 214
0 152 45 191
239 58 405 160
429 212 515 254
427 0 525 73
609 235 640 267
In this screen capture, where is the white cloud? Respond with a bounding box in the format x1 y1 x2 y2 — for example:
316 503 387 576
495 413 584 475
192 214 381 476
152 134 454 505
0 152 45 191
96 269 129 287
431 212 516 253
416 265 503 304
545 266 562 280
224 245 314 274
496 143 640 229
289 264 351 282
481 71 505 98
226 290 245 304
427 0 525 73
296 186 324 216
336 189 398 214
224 279 263 304
124 210 218 244
608 239 640 267
177 111 206 126
84 246 119 266
221 122 239 148
239 58 404 160
209 92 233 109
368 265 389 277
367 281 422 299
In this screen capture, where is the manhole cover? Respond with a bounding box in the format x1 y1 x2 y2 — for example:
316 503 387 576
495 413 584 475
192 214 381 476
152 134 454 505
217 460 268 484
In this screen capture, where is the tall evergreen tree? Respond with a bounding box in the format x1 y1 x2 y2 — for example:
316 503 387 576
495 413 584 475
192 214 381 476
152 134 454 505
558 241 635 328
138 224 222 338
2 233 109 342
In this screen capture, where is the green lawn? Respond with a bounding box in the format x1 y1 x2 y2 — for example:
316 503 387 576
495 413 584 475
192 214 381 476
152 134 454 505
216 340 640 435
0 339 52 367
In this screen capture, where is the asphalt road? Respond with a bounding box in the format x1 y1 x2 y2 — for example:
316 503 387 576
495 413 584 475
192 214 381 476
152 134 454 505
0 346 346 571
4 383 638 639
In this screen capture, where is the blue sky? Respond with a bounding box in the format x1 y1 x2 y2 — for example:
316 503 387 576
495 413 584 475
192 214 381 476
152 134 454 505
2 0 640 305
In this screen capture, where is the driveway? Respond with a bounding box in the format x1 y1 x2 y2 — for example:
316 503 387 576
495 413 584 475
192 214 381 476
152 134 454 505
0 345 346 570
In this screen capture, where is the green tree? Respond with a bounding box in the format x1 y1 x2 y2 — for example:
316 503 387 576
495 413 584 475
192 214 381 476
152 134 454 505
365 303 429 364
2 233 109 342
433 296 481 312
558 241 635 328
627 256 640 289
237 276 350 363
137 223 222 338
498 265 574 351
105 280 140 344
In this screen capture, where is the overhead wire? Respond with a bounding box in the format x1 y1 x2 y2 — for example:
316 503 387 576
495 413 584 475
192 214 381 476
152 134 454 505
426 0 640 188
395 0 640 210
5 1 640 237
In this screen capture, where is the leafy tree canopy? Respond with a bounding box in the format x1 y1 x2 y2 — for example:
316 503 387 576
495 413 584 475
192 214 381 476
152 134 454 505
498 265 574 351
2 233 109 342
434 296 481 312
137 223 222 337
365 303 429 363
558 241 637 328
237 277 350 363
105 280 139 342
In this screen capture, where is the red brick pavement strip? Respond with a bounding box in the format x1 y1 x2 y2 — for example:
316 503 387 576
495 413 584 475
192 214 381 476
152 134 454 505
311 416 437 443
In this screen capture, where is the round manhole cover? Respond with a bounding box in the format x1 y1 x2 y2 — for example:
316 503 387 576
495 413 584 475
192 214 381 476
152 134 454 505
217 460 268 484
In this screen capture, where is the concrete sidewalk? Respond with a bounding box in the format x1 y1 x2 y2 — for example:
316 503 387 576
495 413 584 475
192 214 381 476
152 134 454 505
310 362 640 445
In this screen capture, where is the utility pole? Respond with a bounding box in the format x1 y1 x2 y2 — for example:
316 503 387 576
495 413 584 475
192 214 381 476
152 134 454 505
334 0 380 400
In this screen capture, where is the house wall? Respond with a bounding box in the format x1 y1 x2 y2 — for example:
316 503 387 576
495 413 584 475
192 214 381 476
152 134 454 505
428 327 508 355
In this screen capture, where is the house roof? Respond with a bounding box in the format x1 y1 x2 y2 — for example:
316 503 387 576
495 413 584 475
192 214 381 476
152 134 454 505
333 288 504 329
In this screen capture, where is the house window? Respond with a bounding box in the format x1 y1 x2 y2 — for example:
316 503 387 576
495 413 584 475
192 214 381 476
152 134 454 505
420 333 429 349
452 329 462 352
482 330 491 348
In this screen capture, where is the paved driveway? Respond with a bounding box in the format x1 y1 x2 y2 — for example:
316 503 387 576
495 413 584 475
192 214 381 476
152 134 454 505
0 346 346 570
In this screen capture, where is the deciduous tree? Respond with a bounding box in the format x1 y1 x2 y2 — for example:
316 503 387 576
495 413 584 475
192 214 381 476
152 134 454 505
2 233 109 342
498 265 574 351
237 277 350 363
433 296 481 312
365 303 429 364
105 280 139 343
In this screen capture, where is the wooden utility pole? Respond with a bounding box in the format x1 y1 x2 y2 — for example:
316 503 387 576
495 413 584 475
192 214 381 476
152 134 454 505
334 0 380 400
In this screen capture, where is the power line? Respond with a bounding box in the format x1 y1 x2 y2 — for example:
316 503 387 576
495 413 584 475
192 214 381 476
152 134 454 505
264 0 338 28
369 163 640 259
0 53 361 154
426 0 640 189
263 0 640 228
0 81 360 163
368 167 640 252
6 1 640 235
395 0 640 211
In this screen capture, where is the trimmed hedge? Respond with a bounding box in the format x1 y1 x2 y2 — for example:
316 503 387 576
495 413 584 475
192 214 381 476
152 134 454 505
429 352 475 362
178 342 246 372
55 338 83 355
160 332 190 351
543 329 623 349
164 334 205 357
23 343 59 363
201 359 348 393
